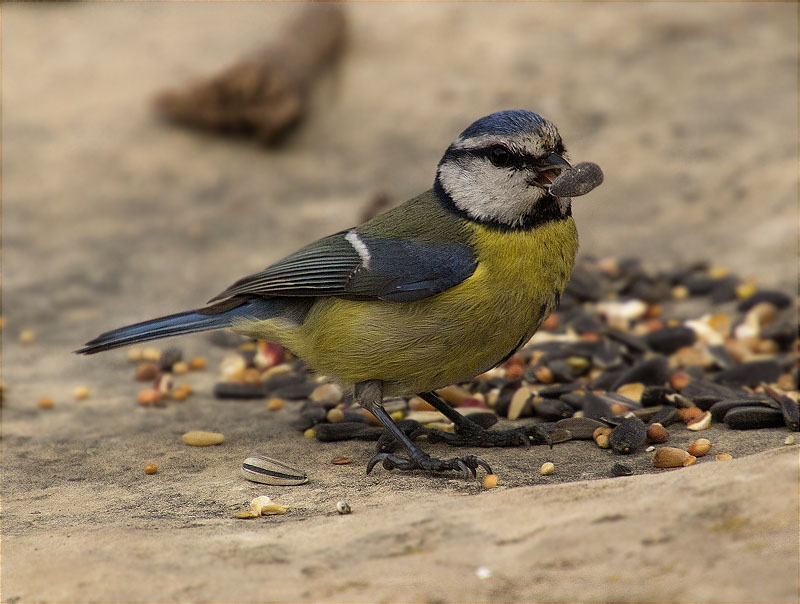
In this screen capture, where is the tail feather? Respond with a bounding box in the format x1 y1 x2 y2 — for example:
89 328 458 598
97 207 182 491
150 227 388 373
76 298 268 355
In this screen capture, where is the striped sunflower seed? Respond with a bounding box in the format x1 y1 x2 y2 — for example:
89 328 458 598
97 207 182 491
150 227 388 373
241 455 308 486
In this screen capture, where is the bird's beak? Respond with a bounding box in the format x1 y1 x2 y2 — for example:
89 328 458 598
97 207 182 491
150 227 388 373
531 153 571 188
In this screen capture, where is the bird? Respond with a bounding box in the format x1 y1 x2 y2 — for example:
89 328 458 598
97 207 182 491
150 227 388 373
78 109 603 479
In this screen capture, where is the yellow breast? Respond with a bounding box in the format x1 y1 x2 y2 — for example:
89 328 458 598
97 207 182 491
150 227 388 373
288 217 578 396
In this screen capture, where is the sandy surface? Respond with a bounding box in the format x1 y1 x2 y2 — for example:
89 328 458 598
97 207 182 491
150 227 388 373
2 3 798 602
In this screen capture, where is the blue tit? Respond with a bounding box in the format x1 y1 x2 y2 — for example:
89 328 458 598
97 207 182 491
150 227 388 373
79 109 603 479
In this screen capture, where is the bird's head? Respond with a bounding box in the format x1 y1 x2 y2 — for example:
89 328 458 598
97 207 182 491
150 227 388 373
434 110 574 229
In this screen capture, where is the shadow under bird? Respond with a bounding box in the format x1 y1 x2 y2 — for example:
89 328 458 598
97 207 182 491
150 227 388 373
78 109 604 479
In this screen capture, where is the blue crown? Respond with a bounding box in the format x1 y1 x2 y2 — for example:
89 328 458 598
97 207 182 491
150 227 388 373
459 110 548 139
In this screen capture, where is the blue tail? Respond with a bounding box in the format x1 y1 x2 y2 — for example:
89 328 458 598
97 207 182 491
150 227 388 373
76 298 272 355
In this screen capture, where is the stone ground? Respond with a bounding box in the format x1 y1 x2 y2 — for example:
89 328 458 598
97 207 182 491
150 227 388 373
2 3 798 602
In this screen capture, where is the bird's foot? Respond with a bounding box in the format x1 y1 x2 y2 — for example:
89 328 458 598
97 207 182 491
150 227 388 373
366 451 492 479
376 419 426 454
425 422 552 448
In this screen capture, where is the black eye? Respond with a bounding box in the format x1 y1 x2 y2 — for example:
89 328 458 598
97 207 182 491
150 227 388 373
489 145 511 167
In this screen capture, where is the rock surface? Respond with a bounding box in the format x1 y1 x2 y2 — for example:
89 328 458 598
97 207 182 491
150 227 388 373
2 3 797 602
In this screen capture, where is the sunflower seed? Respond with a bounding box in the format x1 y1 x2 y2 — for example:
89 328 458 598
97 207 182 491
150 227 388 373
714 360 781 387
241 455 308 485
336 501 351 514
609 416 647 454
555 417 605 439
549 161 604 197
723 406 784 430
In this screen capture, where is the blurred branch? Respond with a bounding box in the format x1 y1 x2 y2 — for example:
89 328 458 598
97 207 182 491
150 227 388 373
153 4 346 145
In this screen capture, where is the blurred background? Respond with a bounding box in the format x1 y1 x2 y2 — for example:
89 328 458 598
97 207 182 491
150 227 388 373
3 2 797 348
2 4 798 602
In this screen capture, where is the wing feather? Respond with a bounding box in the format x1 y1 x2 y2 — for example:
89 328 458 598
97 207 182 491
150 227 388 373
208 229 476 303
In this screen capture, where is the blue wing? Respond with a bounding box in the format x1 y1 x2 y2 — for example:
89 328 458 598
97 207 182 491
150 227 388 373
209 230 477 303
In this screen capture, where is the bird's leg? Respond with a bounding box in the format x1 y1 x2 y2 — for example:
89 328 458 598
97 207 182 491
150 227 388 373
418 391 551 448
358 380 492 479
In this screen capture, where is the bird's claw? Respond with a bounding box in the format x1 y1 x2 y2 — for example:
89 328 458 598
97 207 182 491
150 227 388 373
366 452 492 479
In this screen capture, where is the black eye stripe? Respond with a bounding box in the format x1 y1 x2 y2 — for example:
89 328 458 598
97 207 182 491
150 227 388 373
443 146 552 170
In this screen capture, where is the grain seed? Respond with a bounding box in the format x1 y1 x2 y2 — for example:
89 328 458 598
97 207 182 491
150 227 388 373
73 386 90 400
188 356 207 370
182 430 224 446
137 389 160 406
37 396 55 409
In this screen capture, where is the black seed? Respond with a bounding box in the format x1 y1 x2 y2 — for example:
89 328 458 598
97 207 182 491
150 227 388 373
606 329 650 355
300 404 326 424
617 257 645 277
709 398 780 422
760 320 798 348
546 359 578 382
641 386 674 406
564 310 605 335
609 416 647 454
611 462 634 477
590 340 625 369
292 416 314 431
709 276 741 304
644 326 696 355
709 275 741 304
548 428 572 444
706 400 745 422
589 368 626 391
646 406 679 426
623 278 672 305
270 381 318 400
468 412 500 429
213 381 267 399
707 345 736 369
159 347 183 371
737 290 792 311
538 382 584 398
560 392 587 410
207 330 247 348
610 356 670 390
314 422 383 442
342 409 370 424
779 397 799 431
681 380 747 406
629 406 667 422
556 417 605 439
682 274 717 296
723 406 784 429
532 398 574 421
604 391 643 410
493 387 516 418
565 267 606 303
714 360 781 387
263 373 305 392
583 392 614 420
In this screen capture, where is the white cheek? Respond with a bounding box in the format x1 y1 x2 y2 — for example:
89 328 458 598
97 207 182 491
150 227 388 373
438 160 543 226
